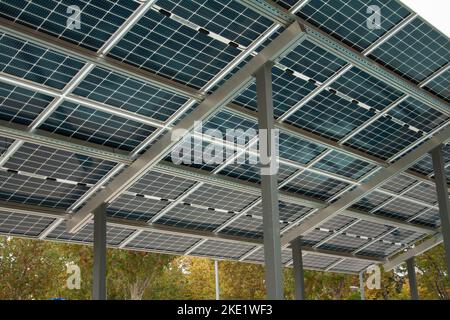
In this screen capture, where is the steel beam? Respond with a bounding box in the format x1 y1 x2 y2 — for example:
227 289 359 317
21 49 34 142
406 257 419 300
359 272 365 300
291 237 305 300
255 62 284 300
430 145 450 276
281 125 450 246
66 20 307 233
93 203 107 300
215 260 220 300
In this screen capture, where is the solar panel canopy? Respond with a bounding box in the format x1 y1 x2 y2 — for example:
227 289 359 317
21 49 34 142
0 0 449 275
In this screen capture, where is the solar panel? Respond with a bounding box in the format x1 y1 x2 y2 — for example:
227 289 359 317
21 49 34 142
351 191 392 212
329 259 373 273
297 0 411 52
368 17 450 84
5 142 116 185
244 247 293 265
0 137 14 156
0 210 55 237
47 221 134 246
107 193 169 221
72 66 190 122
219 215 263 239
0 32 85 89
125 230 200 254
40 101 158 152
284 90 374 141
0 0 139 51
423 68 450 103
375 198 429 221
0 169 88 209
302 253 340 270
0 82 54 126
191 239 256 259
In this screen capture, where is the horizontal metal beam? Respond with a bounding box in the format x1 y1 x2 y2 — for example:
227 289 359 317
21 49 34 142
281 124 450 245
384 234 443 271
66 20 308 233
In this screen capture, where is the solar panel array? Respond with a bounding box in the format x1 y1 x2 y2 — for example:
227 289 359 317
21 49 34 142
0 0 449 275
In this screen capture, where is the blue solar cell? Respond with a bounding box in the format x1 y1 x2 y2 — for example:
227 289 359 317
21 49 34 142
4 142 116 185
423 68 450 103
219 216 263 239
108 8 241 89
280 40 347 83
203 110 258 139
312 150 377 180
330 67 403 110
107 193 169 221
0 137 14 156
281 170 349 201
369 17 450 84
73 66 189 122
344 116 421 160
157 0 273 47
0 33 85 89
279 131 326 164
297 0 411 52
388 97 448 133
285 90 374 141
0 82 53 126
0 0 139 51
232 67 316 117
0 170 88 209
40 101 157 152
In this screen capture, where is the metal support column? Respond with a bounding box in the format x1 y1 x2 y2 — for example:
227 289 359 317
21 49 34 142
359 271 365 300
291 237 305 300
431 145 450 277
255 62 284 300
406 257 419 300
93 203 107 300
214 260 220 300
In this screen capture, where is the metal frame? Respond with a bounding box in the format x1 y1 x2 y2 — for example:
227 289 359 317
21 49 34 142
406 257 419 300
291 237 305 300
93 203 107 300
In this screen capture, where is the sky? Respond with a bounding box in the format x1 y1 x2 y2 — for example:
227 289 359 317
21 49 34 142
400 0 450 37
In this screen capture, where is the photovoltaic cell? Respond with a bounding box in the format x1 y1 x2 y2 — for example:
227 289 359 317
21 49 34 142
0 82 53 126
279 131 327 164
218 160 296 185
184 184 258 212
192 239 255 260
280 40 347 83
128 171 195 200
329 259 373 273
346 220 392 239
358 240 400 258
344 115 421 160
380 174 417 193
351 191 392 212
47 222 134 246
410 208 440 227
330 67 403 110
285 90 374 141
155 203 234 232
369 17 450 84
219 215 263 239
107 193 168 221
244 247 292 264
303 254 340 270
0 0 139 51
387 97 448 133
251 201 314 223
0 210 54 237
0 33 85 89
375 198 428 221
5 142 116 185
0 170 88 209
312 150 376 180
126 230 200 254
297 0 411 52
318 234 368 253
108 8 241 89
423 68 450 103
403 183 438 205
72 66 189 122
281 170 349 201
0 137 14 156
157 0 273 47
383 228 425 245
40 101 157 152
